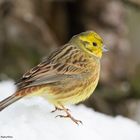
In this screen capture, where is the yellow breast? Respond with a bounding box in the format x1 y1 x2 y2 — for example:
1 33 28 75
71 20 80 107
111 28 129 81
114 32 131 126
41 67 100 106
60 71 100 105
29 59 100 107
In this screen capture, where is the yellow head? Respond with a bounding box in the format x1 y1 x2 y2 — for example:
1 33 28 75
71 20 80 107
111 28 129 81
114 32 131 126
70 31 106 59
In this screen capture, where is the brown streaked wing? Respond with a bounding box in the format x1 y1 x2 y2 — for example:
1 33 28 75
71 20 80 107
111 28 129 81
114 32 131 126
16 44 89 89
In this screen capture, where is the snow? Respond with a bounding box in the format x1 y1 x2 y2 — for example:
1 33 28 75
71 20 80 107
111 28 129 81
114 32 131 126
0 81 140 140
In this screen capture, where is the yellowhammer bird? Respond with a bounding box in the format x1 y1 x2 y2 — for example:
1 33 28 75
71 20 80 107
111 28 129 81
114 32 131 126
0 31 107 124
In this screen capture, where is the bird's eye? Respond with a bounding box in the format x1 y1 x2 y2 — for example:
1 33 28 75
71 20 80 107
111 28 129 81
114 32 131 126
92 42 97 47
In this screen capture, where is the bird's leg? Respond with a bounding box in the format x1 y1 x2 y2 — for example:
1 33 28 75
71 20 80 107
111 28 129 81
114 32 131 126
51 106 70 113
55 105 82 125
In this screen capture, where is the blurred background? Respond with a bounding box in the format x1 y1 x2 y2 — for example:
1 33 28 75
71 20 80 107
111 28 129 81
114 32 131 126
0 0 140 123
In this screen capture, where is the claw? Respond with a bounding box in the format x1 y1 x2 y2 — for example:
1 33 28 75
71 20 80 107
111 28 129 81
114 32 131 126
55 115 66 118
51 106 70 113
51 107 62 113
52 105 83 125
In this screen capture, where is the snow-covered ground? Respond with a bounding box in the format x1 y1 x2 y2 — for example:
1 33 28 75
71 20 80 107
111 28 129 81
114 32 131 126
0 81 140 140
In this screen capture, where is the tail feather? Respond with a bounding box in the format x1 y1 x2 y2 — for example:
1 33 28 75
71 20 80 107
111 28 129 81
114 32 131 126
0 93 23 111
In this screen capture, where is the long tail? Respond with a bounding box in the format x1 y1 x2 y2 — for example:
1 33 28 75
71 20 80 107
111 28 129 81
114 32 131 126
0 92 23 111
0 85 43 111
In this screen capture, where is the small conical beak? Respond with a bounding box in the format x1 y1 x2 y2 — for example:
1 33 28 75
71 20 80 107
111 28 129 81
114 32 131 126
102 45 108 52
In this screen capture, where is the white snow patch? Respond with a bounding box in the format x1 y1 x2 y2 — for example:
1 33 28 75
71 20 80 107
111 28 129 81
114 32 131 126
0 81 140 140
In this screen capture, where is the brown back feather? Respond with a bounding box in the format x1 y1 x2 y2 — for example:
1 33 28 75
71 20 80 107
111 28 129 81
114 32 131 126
16 44 91 90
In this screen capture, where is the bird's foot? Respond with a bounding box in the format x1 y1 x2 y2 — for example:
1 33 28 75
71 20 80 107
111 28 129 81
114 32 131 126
51 106 70 113
51 107 63 113
55 105 82 125
56 113 82 125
